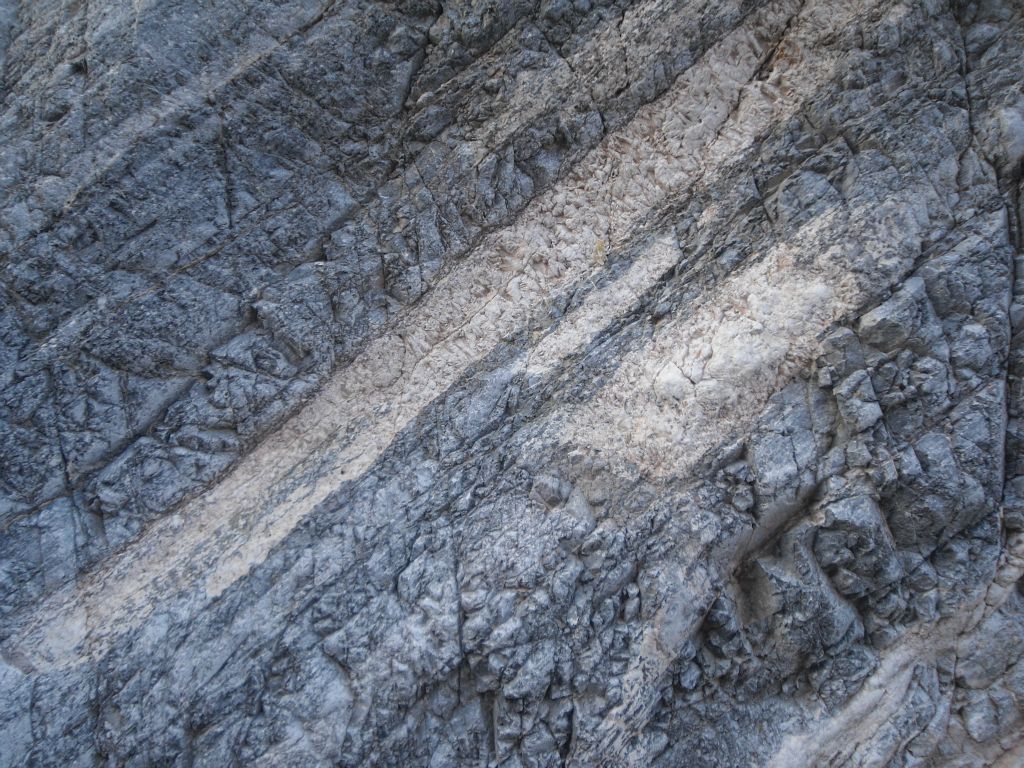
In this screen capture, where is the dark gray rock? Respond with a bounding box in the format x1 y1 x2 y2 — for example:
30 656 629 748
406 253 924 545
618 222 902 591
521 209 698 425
1 0 1023 766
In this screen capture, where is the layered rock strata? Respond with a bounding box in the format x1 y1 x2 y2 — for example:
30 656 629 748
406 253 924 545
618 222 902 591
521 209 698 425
1 0 1023 765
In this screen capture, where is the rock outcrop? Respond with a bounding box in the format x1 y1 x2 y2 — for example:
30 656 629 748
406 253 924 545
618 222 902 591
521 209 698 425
1 0 1023 765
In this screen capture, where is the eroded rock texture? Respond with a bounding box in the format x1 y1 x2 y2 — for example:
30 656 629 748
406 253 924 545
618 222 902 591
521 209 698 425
1 0 1023 765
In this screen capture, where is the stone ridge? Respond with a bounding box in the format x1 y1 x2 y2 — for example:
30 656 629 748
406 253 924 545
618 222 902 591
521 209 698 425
1 0 1023 766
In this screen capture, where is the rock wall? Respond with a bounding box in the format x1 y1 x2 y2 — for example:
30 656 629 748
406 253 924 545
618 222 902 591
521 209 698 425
1 0 1022 765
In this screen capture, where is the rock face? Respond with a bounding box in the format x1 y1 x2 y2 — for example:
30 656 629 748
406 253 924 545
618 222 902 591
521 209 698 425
1 0 1023 765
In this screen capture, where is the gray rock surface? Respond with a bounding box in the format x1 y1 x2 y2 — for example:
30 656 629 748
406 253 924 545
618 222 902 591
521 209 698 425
1 0 1023 765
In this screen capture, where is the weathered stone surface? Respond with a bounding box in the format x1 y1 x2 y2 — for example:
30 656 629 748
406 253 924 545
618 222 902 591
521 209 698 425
1 0 1023 765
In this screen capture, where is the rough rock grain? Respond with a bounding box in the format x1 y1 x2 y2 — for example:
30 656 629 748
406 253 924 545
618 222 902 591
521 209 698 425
1 0 1023 766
